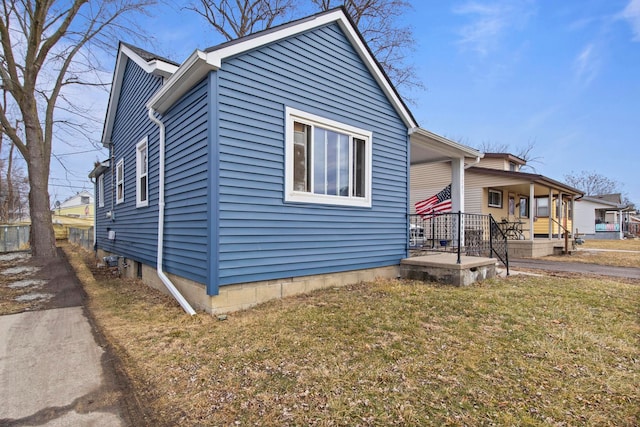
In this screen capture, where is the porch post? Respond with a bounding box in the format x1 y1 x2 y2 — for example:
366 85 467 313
559 192 564 236
571 196 576 235
529 182 534 241
451 157 464 213
451 157 465 246
548 188 553 239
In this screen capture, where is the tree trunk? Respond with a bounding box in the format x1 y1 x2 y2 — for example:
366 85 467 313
23 119 57 259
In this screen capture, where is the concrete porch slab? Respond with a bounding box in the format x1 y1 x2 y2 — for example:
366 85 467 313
400 254 497 286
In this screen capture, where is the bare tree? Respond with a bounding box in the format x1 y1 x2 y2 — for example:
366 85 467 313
187 0 294 39
0 0 155 258
564 170 621 197
188 0 422 97
312 0 420 95
478 140 543 172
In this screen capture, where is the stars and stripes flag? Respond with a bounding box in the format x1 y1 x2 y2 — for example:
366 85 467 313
415 184 452 217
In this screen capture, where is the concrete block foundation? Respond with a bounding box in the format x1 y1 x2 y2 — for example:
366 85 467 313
95 249 399 314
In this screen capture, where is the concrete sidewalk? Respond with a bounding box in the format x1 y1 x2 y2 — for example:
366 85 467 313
0 307 125 426
0 249 135 426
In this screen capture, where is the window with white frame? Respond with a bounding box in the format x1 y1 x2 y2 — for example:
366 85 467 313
519 197 528 218
488 189 503 208
136 138 148 207
98 175 104 208
116 159 124 204
536 197 549 217
285 107 372 207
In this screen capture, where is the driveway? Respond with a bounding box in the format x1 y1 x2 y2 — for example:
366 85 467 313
0 249 141 426
509 258 640 280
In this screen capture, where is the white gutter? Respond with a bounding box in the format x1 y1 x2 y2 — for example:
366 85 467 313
464 156 482 169
148 108 196 316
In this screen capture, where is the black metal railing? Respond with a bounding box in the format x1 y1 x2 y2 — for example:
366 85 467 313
408 212 509 274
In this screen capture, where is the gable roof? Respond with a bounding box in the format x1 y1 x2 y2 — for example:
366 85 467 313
145 7 417 128
482 152 527 165
579 194 627 209
101 42 180 147
467 166 584 196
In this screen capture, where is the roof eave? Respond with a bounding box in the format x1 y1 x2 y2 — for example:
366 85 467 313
101 44 179 147
146 50 219 114
152 8 417 127
409 127 483 162
89 160 110 179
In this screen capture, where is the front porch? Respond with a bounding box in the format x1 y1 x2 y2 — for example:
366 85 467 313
408 212 574 265
507 239 572 258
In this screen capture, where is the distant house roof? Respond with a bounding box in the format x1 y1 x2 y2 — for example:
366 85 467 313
579 194 628 209
467 166 584 196
482 152 527 165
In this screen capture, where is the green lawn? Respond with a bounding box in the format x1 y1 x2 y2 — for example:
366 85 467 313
65 245 640 426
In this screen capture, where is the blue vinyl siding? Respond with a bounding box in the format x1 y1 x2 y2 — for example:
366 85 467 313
97 59 162 265
214 23 408 286
161 79 210 284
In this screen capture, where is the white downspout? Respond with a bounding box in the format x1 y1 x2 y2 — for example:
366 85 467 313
148 108 196 316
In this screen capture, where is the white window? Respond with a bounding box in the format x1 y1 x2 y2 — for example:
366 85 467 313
536 197 549 217
285 107 372 207
136 138 148 207
488 189 503 208
116 158 124 204
98 175 104 208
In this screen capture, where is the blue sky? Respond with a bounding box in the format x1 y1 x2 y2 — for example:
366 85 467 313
50 0 640 205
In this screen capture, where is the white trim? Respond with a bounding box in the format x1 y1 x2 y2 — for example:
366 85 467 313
116 158 124 205
147 9 416 128
136 137 149 208
409 127 484 160
120 44 178 77
102 45 179 146
98 174 104 208
146 50 216 113
284 107 372 208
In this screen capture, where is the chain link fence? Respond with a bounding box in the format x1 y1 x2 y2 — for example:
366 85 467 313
68 227 94 251
0 225 30 252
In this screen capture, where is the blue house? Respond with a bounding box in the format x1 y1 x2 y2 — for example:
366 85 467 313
91 8 475 314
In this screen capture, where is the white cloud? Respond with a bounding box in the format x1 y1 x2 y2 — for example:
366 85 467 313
574 43 601 87
620 0 640 41
453 0 536 55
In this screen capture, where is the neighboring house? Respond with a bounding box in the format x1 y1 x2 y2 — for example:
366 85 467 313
53 190 94 218
574 194 631 240
51 191 94 239
90 8 478 314
411 153 583 257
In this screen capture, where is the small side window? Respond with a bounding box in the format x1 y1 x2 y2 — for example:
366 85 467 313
519 197 528 218
488 189 503 208
116 159 124 204
98 175 104 208
536 197 549 217
136 138 149 208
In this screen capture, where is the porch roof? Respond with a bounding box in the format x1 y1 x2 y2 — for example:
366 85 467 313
467 166 584 196
409 127 483 165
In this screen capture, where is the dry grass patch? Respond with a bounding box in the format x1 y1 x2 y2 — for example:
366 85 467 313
582 239 640 251
545 251 640 268
64 245 640 426
545 237 640 267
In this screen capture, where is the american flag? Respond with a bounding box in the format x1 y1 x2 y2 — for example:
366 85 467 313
415 184 452 217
